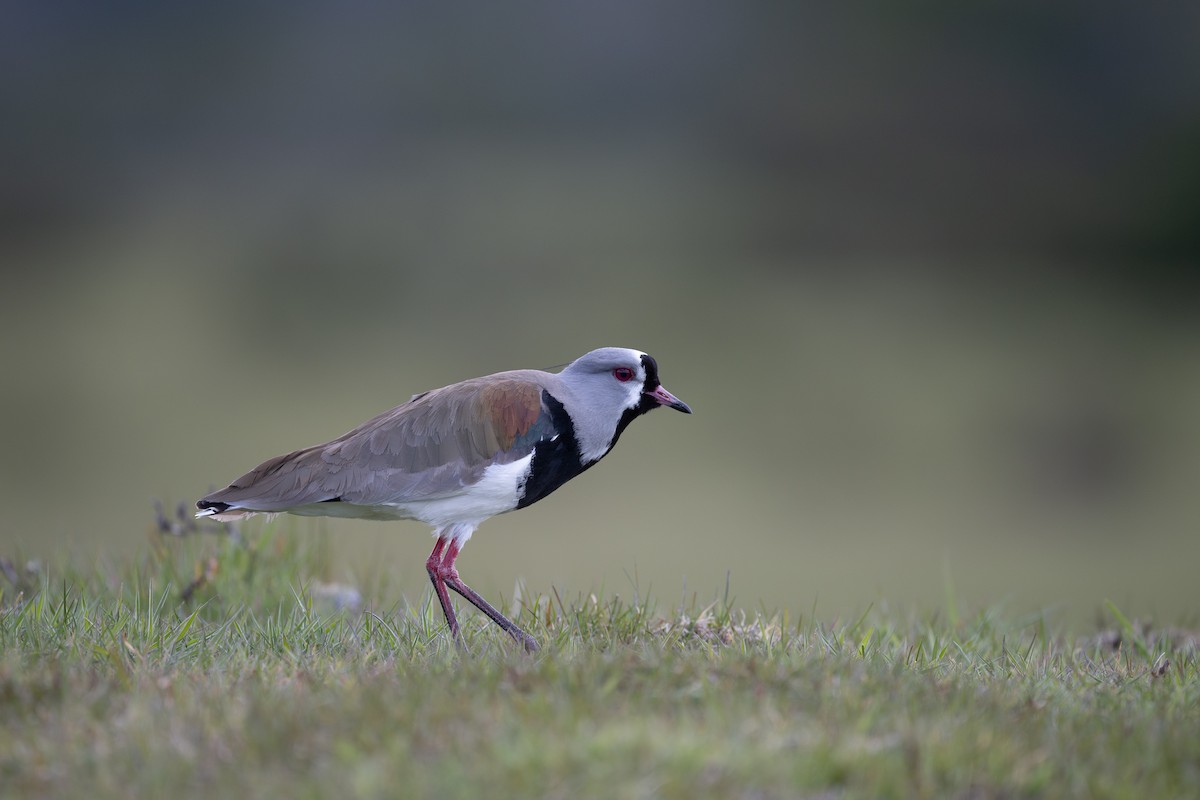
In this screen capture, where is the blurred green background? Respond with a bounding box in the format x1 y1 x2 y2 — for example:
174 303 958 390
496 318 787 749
3 3 1198 625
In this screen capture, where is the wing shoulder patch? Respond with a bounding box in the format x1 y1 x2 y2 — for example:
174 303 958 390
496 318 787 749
480 380 545 451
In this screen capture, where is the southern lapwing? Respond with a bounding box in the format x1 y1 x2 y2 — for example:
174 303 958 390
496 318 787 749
197 347 691 651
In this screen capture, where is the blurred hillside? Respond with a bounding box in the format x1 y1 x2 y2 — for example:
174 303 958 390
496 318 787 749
2 3 1198 623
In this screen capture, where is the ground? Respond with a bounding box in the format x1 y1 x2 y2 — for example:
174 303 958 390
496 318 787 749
1 523 1197 799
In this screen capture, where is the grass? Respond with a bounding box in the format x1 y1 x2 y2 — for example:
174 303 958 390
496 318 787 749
1 518 1198 800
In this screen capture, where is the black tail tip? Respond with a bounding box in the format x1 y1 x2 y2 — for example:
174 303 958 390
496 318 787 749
196 499 232 514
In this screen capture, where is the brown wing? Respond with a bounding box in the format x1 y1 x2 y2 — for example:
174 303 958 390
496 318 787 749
198 375 554 514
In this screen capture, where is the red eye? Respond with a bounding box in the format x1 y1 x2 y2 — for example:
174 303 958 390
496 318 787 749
613 367 634 382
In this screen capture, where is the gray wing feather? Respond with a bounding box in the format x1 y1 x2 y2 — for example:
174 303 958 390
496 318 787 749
200 372 558 514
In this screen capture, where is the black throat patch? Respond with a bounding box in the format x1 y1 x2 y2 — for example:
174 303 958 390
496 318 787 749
516 390 588 509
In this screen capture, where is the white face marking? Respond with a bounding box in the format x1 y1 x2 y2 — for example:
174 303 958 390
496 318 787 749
631 362 648 406
618 355 648 411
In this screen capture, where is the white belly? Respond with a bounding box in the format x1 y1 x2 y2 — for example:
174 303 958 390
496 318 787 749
398 455 534 528
285 453 534 530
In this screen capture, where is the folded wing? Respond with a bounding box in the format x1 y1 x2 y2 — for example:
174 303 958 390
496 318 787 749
197 377 553 517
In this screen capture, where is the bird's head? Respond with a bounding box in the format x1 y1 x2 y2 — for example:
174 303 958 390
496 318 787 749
559 347 691 462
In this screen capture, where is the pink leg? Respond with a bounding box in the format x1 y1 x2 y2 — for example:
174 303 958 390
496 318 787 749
427 539 539 652
425 538 460 638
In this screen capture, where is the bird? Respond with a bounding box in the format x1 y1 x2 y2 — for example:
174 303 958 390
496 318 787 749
196 347 691 651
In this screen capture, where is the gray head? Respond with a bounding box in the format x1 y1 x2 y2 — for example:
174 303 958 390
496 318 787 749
557 347 691 463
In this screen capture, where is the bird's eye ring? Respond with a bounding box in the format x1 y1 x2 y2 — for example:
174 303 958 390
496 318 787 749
612 367 635 382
